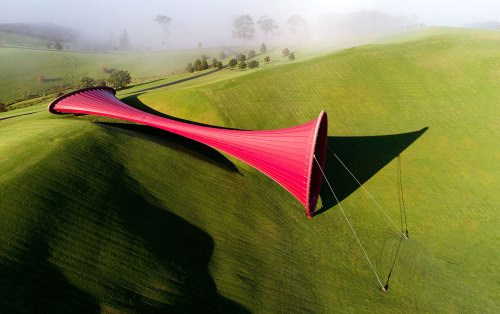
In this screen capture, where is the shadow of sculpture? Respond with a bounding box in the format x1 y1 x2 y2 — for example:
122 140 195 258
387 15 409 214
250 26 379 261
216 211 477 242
97 122 240 173
315 127 428 216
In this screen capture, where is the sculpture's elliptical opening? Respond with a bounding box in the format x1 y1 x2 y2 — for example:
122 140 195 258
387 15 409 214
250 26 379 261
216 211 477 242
49 86 328 217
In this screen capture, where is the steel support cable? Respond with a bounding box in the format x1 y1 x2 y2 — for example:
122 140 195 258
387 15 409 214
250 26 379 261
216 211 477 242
398 156 409 238
313 156 386 291
326 145 407 239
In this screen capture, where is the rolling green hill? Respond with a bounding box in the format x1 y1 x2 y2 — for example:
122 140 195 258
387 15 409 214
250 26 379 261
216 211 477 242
0 31 52 49
0 47 241 104
0 28 498 312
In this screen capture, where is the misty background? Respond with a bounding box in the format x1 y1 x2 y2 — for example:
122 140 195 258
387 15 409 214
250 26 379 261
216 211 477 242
0 0 499 51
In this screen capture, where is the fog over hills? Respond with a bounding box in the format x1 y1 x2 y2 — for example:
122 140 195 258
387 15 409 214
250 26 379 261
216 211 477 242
1 0 498 51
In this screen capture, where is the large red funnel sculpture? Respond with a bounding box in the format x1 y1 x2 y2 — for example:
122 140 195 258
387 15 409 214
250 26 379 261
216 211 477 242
48 87 328 217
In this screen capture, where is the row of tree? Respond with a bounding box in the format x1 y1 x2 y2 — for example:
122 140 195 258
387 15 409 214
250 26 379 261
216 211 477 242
154 14 308 49
232 15 308 48
72 70 131 90
186 46 298 73
185 49 299 73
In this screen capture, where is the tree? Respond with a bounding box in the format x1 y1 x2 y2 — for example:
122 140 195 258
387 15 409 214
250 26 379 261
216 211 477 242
282 48 290 57
211 58 218 68
54 42 63 50
233 15 254 49
257 16 279 44
154 15 172 48
228 58 237 67
186 63 195 73
287 15 309 42
107 70 131 89
194 59 201 69
264 56 271 62
238 53 246 62
195 59 208 71
95 79 107 86
75 77 95 89
288 53 295 61
119 30 131 51
219 50 227 59
107 32 115 50
248 50 256 58
260 43 266 54
216 61 223 69
0 101 5 113
248 60 259 68
238 62 247 69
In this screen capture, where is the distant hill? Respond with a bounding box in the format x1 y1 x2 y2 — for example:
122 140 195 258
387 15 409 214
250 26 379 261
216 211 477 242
465 21 500 30
0 23 78 42
316 10 418 42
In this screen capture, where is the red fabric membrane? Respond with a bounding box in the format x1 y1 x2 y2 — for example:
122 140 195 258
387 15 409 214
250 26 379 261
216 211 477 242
49 87 328 217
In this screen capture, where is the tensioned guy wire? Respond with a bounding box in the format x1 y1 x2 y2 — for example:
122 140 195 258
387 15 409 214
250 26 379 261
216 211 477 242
398 155 409 238
314 156 386 291
326 145 407 239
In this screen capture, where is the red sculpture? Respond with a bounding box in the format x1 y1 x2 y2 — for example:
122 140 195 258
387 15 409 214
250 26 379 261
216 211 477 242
49 87 328 217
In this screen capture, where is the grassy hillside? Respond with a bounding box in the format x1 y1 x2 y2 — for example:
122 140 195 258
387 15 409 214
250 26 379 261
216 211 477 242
0 28 498 312
0 47 235 104
0 31 52 49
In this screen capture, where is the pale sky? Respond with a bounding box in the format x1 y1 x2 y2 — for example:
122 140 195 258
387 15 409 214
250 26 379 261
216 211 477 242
1 0 498 48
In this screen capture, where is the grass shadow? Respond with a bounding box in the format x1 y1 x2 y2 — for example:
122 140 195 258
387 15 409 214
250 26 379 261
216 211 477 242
315 127 428 216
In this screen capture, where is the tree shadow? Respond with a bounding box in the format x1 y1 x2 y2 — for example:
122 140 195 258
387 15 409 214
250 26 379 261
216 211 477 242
120 78 165 91
315 127 428 216
96 122 240 173
43 78 62 82
122 67 225 95
0 110 43 122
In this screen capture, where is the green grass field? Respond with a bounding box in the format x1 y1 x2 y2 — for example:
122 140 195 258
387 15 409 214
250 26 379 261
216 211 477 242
0 45 256 104
0 27 498 312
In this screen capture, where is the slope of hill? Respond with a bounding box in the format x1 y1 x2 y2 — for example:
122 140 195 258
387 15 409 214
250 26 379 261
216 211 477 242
0 31 53 49
0 47 238 104
0 28 498 312
0 23 77 42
